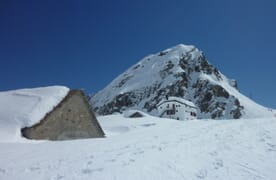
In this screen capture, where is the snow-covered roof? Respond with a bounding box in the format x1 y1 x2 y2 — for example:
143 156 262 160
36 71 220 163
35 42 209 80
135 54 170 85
0 86 69 142
157 96 197 108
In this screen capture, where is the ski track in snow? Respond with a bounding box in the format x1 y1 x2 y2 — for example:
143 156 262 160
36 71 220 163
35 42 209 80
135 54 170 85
0 115 276 180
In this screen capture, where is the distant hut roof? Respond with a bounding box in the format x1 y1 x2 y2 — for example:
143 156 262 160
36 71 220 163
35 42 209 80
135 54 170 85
157 96 196 108
123 110 146 118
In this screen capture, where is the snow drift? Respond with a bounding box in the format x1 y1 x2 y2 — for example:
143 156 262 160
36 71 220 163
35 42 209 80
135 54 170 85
0 115 276 179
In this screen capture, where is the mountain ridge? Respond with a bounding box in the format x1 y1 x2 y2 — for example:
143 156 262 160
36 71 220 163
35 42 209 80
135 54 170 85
91 44 274 119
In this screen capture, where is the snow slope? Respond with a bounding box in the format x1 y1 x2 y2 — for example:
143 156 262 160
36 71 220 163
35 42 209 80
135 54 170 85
1 115 276 180
92 45 199 104
0 86 69 142
198 73 273 119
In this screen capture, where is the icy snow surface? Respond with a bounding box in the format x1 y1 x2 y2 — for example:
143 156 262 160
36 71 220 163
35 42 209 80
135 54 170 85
0 86 69 142
1 114 276 180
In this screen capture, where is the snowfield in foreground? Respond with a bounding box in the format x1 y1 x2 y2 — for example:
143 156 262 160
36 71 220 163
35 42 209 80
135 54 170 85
1 115 276 180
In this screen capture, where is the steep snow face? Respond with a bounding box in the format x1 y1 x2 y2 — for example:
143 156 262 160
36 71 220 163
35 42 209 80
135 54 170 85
0 86 69 142
92 44 197 107
91 44 274 119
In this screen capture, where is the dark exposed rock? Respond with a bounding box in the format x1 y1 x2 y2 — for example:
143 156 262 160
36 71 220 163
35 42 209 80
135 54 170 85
229 79 238 89
231 108 242 119
158 51 168 56
197 54 222 80
211 85 229 98
117 76 133 88
211 110 223 119
132 64 140 70
160 61 175 79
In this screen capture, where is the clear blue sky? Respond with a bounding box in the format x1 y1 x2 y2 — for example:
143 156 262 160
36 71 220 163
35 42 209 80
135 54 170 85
1 0 276 108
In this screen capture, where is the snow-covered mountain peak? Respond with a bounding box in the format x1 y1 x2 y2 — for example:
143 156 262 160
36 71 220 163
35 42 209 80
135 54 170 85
157 44 196 55
139 44 201 65
91 44 274 119
105 44 202 92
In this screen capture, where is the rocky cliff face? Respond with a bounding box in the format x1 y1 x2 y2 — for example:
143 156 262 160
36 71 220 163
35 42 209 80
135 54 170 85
91 44 272 119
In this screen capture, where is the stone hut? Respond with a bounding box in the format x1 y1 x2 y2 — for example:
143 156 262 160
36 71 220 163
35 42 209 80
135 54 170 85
22 90 105 140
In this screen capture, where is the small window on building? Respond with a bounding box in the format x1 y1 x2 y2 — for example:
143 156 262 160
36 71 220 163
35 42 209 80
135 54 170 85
166 109 176 115
190 112 197 117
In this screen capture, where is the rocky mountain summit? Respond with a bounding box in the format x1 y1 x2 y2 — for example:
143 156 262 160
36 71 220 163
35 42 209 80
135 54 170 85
91 44 273 119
